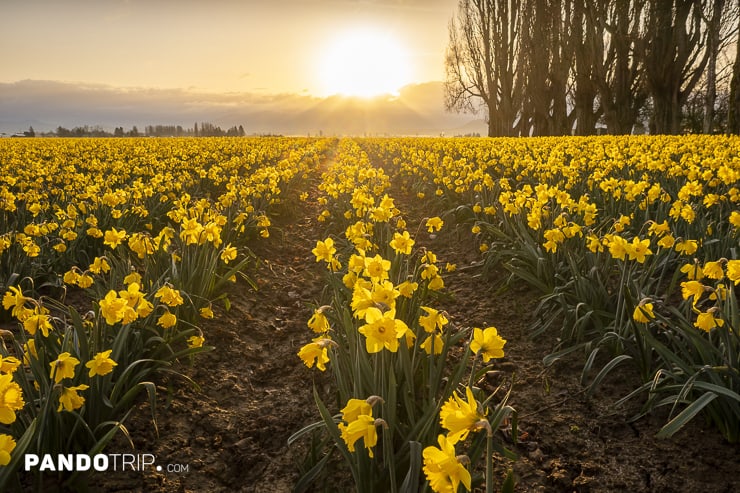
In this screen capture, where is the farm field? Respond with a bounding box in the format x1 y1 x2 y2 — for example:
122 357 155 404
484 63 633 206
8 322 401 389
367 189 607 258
1 136 740 492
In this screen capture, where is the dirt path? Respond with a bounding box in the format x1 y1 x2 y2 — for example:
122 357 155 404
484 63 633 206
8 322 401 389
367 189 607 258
96 141 740 493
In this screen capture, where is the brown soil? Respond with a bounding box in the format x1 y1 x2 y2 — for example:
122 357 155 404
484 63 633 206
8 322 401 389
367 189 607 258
90 166 740 493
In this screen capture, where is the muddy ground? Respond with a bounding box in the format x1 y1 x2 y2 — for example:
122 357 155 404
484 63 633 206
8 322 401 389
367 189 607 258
91 172 740 493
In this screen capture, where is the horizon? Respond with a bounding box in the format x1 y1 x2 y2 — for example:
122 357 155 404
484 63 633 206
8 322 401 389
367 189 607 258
0 0 485 136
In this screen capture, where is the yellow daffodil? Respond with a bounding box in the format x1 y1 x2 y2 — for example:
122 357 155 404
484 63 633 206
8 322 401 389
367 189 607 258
57 384 89 412
0 434 16 466
157 311 177 329
695 309 724 333
297 338 333 371
85 350 118 377
419 307 449 333
633 302 655 323
423 434 471 493
312 238 336 263
470 327 506 362
154 285 184 307
0 356 21 374
439 387 487 443
103 227 127 249
50 352 80 383
187 335 205 349
0 374 24 424
389 230 414 255
358 307 409 353
426 217 444 233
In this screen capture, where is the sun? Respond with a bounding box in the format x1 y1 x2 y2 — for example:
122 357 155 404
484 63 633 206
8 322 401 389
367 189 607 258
317 29 411 98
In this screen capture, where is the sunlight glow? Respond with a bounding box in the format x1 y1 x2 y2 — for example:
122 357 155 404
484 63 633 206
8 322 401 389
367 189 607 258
318 29 411 98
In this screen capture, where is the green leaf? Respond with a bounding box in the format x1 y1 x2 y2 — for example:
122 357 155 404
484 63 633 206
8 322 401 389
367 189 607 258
399 441 421 493
656 392 718 439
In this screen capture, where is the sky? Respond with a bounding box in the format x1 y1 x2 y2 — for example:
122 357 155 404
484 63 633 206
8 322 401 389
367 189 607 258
0 0 486 135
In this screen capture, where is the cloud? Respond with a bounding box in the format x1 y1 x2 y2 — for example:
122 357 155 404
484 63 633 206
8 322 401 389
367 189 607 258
0 79 485 136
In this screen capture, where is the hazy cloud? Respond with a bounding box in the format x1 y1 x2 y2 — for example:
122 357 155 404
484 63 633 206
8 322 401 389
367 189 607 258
0 79 485 136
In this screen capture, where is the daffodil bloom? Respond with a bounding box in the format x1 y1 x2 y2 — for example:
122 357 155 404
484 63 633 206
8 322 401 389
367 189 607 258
2 286 29 319
470 327 506 362
633 302 655 323
77 274 94 289
423 434 471 493
99 290 128 325
680 262 704 280
89 256 110 274
371 281 400 311
103 227 127 249
221 244 238 263
428 275 445 291
626 236 652 263
22 340 37 365
419 307 449 333
338 396 383 458
389 230 414 255
57 384 89 412
0 434 16 466
652 231 674 248
50 352 80 383
187 335 205 349
157 311 177 329
23 309 53 337
364 254 391 281
426 217 444 233
180 218 204 245
358 307 409 353
675 239 698 255
727 260 740 285
351 284 375 319
398 280 419 298
695 310 724 333
607 235 629 261
297 338 333 371
154 285 184 307
85 350 118 377
703 260 725 280
340 398 373 423
199 306 214 319
0 356 21 374
0 374 24 424
439 387 487 443
307 308 331 333
312 238 336 263
339 415 382 457
421 333 445 355
730 211 740 228
124 271 143 285
681 281 706 307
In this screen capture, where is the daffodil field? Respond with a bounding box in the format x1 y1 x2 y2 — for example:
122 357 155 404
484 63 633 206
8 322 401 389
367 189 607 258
1 135 740 491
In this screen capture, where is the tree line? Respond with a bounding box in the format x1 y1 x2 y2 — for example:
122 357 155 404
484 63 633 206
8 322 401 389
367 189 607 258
44 123 246 138
445 0 740 136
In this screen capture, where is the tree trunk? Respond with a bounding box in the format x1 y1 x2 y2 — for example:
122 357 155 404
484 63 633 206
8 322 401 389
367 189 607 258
703 0 724 134
729 0 740 133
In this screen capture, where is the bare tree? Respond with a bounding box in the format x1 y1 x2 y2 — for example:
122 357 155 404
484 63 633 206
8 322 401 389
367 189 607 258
642 0 709 134
445 0 524 137
586 0 649 134
728 0 740 133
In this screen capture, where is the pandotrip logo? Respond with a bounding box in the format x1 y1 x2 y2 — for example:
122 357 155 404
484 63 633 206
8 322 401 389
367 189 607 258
24 453 190 473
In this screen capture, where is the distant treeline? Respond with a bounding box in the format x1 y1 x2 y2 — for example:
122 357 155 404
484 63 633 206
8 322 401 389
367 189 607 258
35 122 247 138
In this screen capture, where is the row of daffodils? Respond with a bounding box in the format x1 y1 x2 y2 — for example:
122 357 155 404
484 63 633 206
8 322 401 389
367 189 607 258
359 134 740 445
3 134 739 491
292 138 514 493
0 137 333 489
